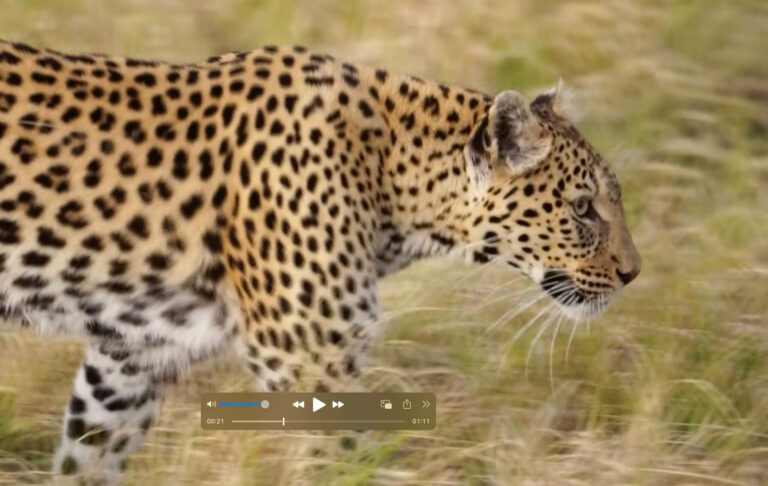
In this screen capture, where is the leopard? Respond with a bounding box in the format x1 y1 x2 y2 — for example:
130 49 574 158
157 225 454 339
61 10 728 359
0 39 640 481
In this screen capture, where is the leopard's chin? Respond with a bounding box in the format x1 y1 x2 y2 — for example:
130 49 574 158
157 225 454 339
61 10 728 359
539 270 617 321
552 294 615 321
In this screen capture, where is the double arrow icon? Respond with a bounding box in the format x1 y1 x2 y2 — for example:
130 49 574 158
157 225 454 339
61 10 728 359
332 400 344 408
292 400 305 409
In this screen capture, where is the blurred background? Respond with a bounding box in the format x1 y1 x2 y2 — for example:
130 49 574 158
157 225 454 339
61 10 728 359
1 0 767 484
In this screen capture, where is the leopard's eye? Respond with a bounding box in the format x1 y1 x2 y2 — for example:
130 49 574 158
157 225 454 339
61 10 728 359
572 196 594 219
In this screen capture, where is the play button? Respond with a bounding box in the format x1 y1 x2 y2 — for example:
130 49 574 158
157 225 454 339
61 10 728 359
312 397 326 413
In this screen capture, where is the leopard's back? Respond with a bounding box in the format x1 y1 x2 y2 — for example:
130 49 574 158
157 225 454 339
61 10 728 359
0 41 241 356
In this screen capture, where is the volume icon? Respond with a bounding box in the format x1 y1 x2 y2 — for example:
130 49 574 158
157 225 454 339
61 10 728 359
292 400 305 409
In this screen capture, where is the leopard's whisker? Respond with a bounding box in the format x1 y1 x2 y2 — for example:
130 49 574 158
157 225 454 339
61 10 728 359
484 285 567 335
543 290 580 381
465 274 533 298
448 256 503 290
548 310 566 390
374 306 453 326
565 315 580 364
485 294 543 335
482 278 573 337
497 301 556 372
524 307 560 382
469 284 538 312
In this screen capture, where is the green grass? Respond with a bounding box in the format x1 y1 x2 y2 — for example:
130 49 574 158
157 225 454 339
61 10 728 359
1 0 768 484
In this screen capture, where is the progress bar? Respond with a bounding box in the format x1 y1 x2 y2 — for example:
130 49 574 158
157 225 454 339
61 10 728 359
232 418 285 426
232 420 281 423
231 420 405 423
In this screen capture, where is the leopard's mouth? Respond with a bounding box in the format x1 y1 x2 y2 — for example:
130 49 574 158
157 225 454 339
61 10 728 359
539 270 615 320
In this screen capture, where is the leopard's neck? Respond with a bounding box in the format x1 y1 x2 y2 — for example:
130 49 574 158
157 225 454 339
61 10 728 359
351 67 492 273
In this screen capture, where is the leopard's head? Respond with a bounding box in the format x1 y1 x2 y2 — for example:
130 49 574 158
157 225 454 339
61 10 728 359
463 82 641 319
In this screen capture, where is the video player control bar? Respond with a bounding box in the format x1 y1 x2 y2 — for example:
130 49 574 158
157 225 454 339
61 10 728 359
201 393 436 430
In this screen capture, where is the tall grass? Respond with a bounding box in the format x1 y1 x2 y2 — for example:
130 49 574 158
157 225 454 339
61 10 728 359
1 0 767 484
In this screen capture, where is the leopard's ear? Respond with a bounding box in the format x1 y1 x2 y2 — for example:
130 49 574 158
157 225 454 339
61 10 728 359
489 91 552 172
464 91 552 200
530 79 581 121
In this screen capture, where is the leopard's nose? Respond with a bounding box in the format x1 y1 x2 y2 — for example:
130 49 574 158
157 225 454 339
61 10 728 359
616 267 639 286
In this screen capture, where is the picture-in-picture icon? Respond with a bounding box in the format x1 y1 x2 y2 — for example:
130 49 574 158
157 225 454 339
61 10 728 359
380 399 392 410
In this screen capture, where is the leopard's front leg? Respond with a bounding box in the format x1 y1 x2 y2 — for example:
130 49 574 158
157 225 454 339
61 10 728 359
52 341 172 484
